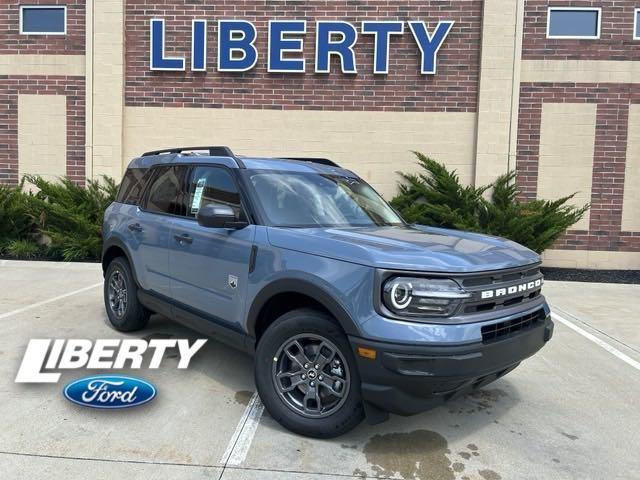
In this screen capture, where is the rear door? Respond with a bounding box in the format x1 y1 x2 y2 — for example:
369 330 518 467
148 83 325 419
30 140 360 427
130 165 187 297
168 165 255 327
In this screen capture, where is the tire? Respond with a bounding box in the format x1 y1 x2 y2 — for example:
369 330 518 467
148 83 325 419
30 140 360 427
255 308 364 438
103 256 150 332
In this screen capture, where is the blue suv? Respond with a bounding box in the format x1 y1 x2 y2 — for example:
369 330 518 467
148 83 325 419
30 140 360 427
102 146 553 438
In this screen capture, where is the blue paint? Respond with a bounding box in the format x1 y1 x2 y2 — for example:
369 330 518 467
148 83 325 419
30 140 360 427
407 21 455 74
268 20 306 72
361 21 404 74
192 20 207 71
315 21 358 73
150 19 185 71
147 18 456 75
217 20 258 72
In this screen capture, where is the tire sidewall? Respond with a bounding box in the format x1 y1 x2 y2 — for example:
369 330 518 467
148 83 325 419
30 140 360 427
255 309 363 438
103 257 144 331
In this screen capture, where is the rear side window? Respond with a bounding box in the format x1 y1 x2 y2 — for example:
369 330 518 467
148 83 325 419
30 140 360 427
116 168 149 205
186 166 243 218
145 166 188 215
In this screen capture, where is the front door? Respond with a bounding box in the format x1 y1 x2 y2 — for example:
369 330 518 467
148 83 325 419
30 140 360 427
168 165 255 328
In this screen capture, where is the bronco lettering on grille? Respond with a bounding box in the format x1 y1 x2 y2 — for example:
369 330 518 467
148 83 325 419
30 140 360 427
480 279 543 300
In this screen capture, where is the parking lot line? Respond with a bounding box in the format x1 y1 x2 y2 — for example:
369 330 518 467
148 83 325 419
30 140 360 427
551 311 640 371
0 450 216 469
0 283 102 319
220 393 265 467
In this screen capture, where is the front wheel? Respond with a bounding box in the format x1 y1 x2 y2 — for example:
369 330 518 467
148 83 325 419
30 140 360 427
255 308 364 438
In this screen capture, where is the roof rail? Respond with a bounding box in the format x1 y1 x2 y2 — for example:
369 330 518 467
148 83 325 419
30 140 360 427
142 146 235 157
281 157 340 168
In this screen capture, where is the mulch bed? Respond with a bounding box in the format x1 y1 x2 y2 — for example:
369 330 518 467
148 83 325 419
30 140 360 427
541 267 640 284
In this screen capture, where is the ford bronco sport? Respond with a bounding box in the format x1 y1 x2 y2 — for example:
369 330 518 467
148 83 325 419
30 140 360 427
102 146 553 438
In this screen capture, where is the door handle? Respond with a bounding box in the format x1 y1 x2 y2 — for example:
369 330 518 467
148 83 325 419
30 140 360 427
173 234 193 245
128 223 143 232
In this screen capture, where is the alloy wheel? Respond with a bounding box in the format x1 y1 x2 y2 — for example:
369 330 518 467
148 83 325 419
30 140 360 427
107 270 128 319
272 333 350 418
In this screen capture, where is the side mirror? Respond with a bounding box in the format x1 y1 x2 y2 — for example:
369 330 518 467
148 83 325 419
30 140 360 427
197 203 247 229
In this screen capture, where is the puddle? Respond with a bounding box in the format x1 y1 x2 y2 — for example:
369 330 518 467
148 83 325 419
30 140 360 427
234 390 254 406
479 469 502 480
357 430 455 480
449 388 508 415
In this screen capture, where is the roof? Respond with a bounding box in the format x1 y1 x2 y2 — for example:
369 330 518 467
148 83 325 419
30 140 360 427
239 157 353 175
126 146 355 176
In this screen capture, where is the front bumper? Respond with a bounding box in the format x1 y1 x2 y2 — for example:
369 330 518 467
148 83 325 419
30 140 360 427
349 313 554 417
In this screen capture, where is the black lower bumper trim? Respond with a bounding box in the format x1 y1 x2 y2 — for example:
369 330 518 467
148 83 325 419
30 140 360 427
350 316 554 416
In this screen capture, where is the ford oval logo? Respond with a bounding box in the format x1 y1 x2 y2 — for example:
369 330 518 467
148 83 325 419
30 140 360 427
63 375 156 409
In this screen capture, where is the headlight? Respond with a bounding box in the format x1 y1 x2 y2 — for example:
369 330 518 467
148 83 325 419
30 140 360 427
382 277 471 317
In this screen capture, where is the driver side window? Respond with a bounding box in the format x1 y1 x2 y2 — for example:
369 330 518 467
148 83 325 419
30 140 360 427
186 166 244 220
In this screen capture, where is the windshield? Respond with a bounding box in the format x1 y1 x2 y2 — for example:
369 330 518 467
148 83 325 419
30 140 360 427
245 171 404 228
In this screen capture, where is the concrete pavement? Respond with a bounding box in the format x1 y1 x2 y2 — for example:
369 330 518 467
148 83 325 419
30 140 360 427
0 260 638 479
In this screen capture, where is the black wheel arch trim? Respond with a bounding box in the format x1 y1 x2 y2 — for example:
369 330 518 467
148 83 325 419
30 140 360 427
101 237 140 285
246 278 361 339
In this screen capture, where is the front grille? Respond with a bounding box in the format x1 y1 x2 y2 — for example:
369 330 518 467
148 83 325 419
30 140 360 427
464 289 541 314
455 265 544 315
481 310 545 343
460 265 541 288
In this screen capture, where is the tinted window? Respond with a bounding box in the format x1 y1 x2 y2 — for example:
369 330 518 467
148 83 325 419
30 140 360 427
548 9 599 38
186 167 242 218
21 7 66 34
636 10 640 39
246 171 403 227
145 166 188 215
116 168 149 205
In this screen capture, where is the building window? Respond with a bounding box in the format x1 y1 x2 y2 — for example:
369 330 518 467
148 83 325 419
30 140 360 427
546 7 601 39
20 5 66 35
635 8 640 40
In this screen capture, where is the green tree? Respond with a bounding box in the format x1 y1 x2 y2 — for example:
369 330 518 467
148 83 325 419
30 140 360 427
0 180 35 255
390 152 589 253
0 176 120 261
22 175 118 261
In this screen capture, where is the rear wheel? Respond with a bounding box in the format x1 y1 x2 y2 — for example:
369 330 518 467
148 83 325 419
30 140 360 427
104 256 150 332
255 308 364 438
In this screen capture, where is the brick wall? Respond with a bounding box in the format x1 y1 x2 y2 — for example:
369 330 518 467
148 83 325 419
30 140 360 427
0 0 86 185
124 0 482 112
523 0 640 60
520 2 640 255
516 82 640 252
0 0 85 55
0 76 85 184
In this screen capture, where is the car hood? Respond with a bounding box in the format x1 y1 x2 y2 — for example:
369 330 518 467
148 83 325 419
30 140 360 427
266 225 540 273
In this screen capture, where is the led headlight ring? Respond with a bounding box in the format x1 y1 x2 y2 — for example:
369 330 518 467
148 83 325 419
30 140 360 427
390 281 412 310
